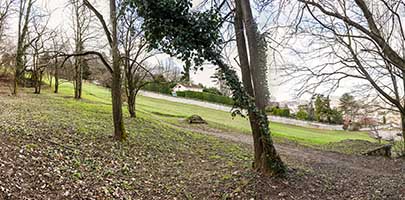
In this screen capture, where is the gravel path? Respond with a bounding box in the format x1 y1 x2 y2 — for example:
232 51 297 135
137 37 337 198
169 123 405 177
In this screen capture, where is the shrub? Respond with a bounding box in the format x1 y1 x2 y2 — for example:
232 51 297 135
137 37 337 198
266 106 290 117
176 91 234 105
296 109 309 120
348 122 362 131
143 82 176 95
329 108 343 124
203 87 222 95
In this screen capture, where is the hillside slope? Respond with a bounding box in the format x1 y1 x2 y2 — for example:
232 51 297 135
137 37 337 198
0 81 404 199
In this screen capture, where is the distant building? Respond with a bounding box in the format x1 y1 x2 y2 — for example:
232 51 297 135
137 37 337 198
279 100 309 113
172 83 203 93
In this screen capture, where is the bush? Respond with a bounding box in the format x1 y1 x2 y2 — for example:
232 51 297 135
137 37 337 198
266 106 290 117
176 91 234 105
296 109 308 120
348 122 362 131
143 82 176 95
203 87 222 95
329 108 343 124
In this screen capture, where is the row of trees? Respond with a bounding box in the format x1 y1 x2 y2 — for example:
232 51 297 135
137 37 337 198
282 0 405 147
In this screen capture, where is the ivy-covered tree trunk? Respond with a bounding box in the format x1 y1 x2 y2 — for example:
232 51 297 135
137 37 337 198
234 0 262 170
13 0 33 96
131 0 285 175
234 0 285 175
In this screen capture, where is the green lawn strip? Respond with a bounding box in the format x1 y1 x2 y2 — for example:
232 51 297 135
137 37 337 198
49 80 377 147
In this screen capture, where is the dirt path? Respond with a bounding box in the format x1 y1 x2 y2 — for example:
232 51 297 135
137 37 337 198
169 123 405 177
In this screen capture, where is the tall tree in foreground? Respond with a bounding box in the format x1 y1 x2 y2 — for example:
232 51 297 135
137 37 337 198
131 0 286 175
74 0 126 141
233 0 284 173
13 0 35 95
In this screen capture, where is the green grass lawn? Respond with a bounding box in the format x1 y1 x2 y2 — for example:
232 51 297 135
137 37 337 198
52 81 375 146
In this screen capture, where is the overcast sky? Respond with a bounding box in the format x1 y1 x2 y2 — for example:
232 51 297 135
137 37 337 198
5 0 358 102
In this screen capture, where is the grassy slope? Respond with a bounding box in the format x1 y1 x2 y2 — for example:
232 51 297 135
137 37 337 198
0 84 256 198
56 81 375 146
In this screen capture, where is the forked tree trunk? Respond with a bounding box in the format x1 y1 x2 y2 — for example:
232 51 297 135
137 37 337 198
13 0 33 96
110 0 126 141
127 90 137 118
73 0 83 99
234 0 263 169
237 0 285 175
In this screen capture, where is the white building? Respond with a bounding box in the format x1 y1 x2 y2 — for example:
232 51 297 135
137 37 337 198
172 83 203 93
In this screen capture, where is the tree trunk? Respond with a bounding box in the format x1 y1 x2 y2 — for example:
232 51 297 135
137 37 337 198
38 71 42 94
13 0 33 96
110 0 126 141
128 90 137 118
14 52 24 95
12 71 18 95
74 58 82 99
234 0 263 170
54 57 59 93
401 113 405 152
49 72 53 87
238 0 285 175
73 0 83 99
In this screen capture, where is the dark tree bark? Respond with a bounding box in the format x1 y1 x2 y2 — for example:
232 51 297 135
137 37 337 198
79 0 126 141
127 89 137 118
110 0 126 141
236 0 285 175
72 0 87 99
234 0 262 170
74 55 83 99
54 56 59 93
13 0 33 95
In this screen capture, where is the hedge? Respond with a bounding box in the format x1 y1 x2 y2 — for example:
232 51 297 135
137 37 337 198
176 91 234 106
143 82 175 95
266 106 291 117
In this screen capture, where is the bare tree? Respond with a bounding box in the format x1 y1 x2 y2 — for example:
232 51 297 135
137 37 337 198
70 0 93 99
118 2 156 118
28 14 52 94
13 0 35 95
62 0 126 140
284 0 405 147
51 31 70 93
0 0 13 42
153 59 181 82
69 0 126 141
